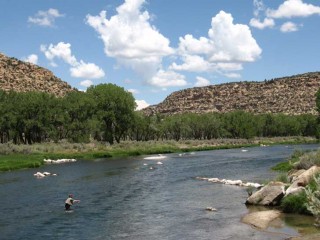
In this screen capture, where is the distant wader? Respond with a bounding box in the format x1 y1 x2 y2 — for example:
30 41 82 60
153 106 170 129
65 197 74 210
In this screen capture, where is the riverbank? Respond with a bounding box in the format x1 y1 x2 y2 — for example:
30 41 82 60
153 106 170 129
242 146 320 238
0 136 317 171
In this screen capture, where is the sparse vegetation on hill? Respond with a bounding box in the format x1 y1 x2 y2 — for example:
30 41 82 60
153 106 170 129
143 72 320 116
0 52 74 97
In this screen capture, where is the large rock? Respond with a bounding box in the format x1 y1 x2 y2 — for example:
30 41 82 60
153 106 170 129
242 210 281 229
285 166 320 196
288 169 306 183
246 181 285 206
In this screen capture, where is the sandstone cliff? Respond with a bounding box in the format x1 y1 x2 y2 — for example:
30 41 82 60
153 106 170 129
0 52 74 97
144 72 320 116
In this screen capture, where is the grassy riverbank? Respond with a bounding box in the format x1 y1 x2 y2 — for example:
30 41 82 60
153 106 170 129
0 136 317 172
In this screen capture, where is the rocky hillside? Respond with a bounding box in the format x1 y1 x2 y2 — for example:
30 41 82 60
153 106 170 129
144 72 320 116
0 52 74 97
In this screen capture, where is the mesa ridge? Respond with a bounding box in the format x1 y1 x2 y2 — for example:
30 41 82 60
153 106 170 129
143 72 320 116
0 52 74 97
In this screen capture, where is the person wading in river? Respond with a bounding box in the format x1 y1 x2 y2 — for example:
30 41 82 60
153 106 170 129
65 194 80 211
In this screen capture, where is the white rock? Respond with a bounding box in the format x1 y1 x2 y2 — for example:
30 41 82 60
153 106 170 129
44 158 77 164
34 172 45 178
208 178 220 183
144 154 167 160
225 180 243 185
205 207 217 211
244 182 263 188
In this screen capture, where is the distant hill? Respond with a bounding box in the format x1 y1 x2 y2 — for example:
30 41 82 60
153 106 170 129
0 52 74 97
143 72 320 116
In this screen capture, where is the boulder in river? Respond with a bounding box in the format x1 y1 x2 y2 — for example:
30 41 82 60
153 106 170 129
246 181 285 206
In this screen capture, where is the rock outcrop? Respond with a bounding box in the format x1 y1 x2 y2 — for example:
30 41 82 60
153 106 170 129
0 52 75 97
143 72 320 116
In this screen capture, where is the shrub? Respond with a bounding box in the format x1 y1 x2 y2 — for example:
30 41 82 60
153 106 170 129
295 150 320 170
305 175 320 227
280 192 310 215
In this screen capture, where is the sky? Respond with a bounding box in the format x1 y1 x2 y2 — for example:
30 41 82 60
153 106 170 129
1 0 320 110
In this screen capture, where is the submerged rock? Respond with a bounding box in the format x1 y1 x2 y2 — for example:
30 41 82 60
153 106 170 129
242 210 281 229
205 207 217 212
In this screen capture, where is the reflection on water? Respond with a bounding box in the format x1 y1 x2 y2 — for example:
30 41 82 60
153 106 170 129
0 144 319 240
282 214 319 235
245 205 319 237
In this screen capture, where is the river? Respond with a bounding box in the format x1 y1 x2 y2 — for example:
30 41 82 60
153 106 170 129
1 144 319 240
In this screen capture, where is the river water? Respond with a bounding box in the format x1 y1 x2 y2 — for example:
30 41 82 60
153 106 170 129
1 144 319 240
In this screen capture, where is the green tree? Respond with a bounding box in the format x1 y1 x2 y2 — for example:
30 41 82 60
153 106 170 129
87 84 136 144
16 91 57 144
63 91 95 142
222 111 257 139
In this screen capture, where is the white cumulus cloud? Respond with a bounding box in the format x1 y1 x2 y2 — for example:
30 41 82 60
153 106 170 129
267 0 320 18
70 61 105 79
86 0 174 79
280 21 300 32
253 0 266 17
28 8 64 27
170 55 213 72
223 72 241 78
194 77 211 87
23 54 38 65
41 42 105 79
80 80 94 87
171 11 261 75
177 34 213 56
148 70 187 88
249 18 275 29
135 100 150 110
40 42 77 66
208 11 262 62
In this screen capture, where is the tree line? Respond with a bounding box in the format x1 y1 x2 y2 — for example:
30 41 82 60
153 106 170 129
0 83 319 144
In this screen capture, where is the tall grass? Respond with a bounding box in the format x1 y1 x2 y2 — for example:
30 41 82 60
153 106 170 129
0 154 44 171
272 150 315 172
0 136 317 172
295 151 320 170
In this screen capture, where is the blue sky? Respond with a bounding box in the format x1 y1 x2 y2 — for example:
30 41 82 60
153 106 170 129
1 0 320 109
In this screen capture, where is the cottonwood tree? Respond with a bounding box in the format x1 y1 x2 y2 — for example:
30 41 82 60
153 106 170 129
87 84 136 144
